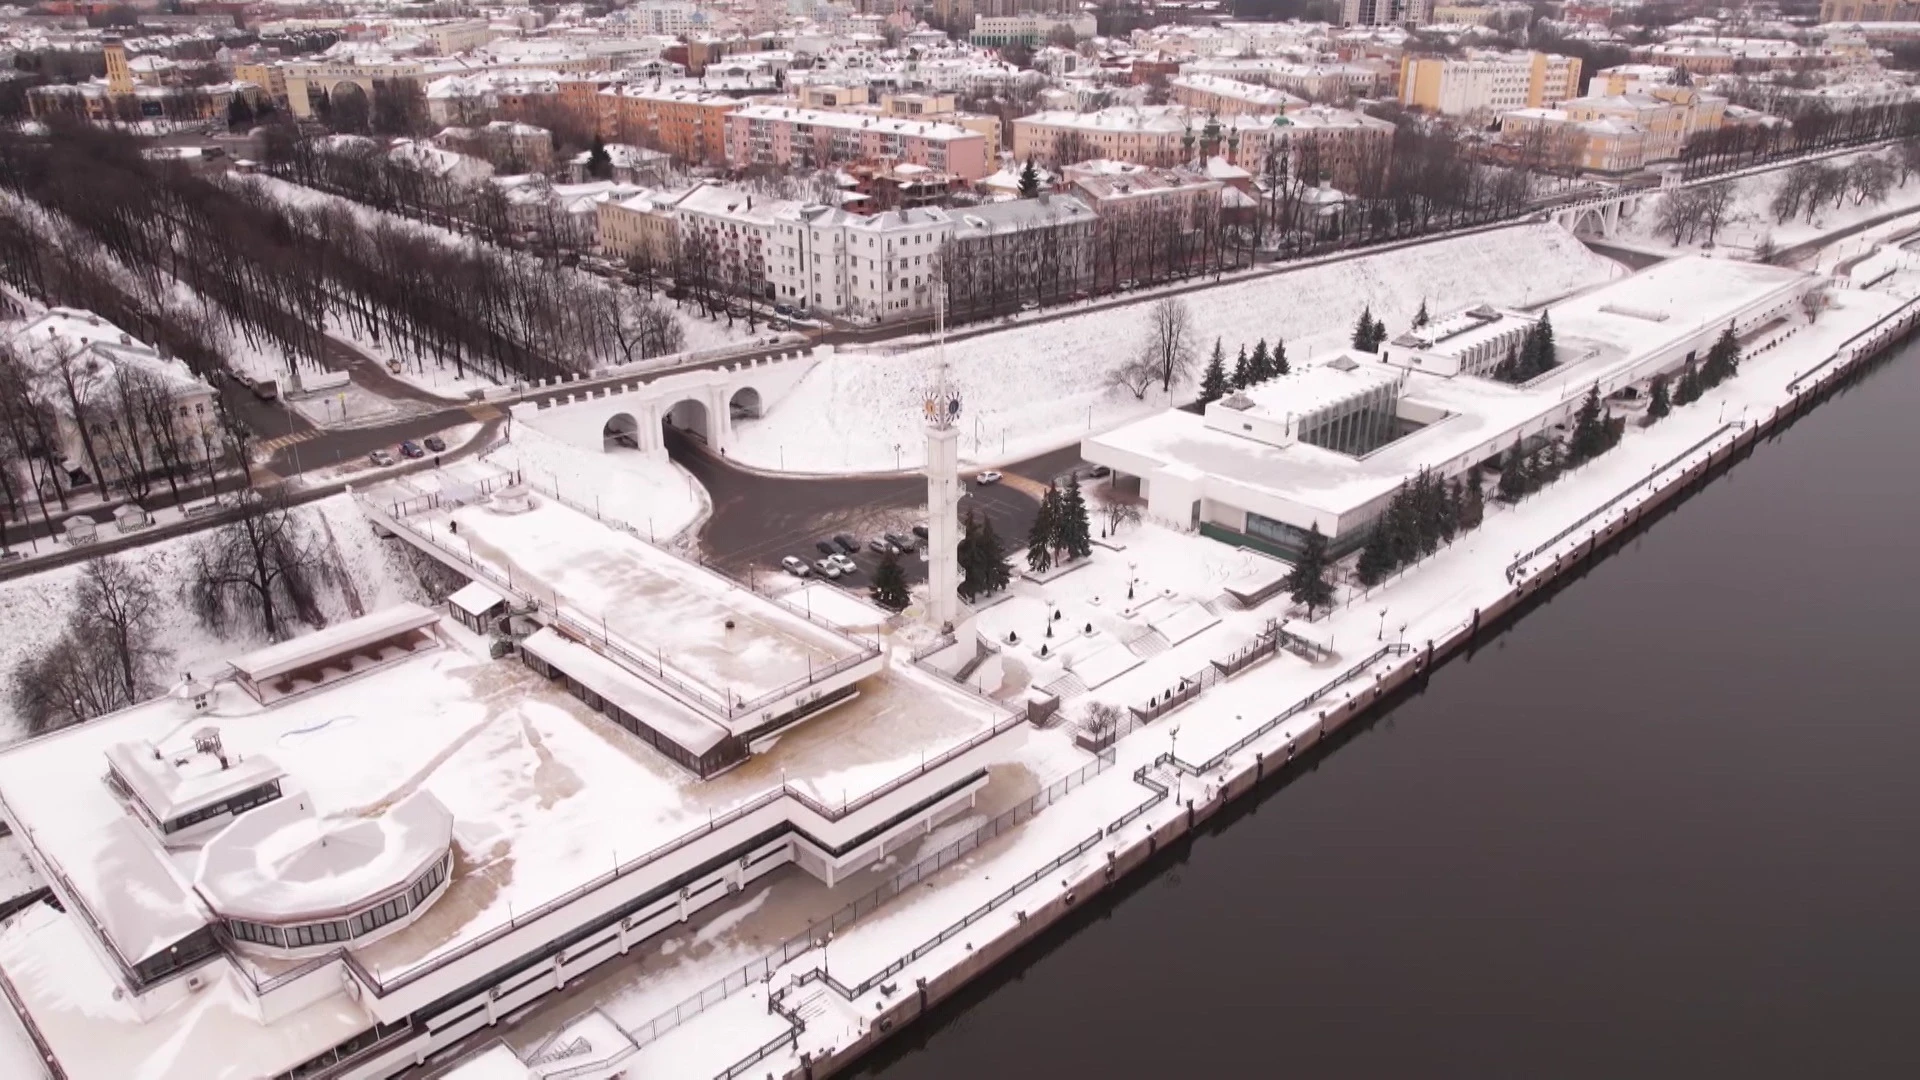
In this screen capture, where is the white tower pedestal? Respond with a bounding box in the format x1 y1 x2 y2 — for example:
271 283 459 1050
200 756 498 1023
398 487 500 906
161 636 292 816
925 423 961 628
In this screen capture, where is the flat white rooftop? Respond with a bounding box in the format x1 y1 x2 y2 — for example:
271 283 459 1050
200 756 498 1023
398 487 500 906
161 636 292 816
0 628 1007 1079
407 492 867 719
1088 255 1812 528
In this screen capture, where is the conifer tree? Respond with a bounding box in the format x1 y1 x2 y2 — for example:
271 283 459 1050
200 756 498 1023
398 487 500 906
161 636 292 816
1027 488 1057 573
1353 306 1379 352
1535 310 1556 370
1356 518 1395 585
978 515 1012 594
1461 465 1486 527
1285 523 1335 615
1497 438 1530 501
1647 373 1672 420
1675 361 1703 405
1232 344 1252 389
1568 384 1607 464
1057 475 1093 561
1702 323 1741 386
586 133 612 179
1200 339 1230 405
1018 158 1041 199
870 549 910 610
1413 299 1430 328
957 508 982 601
1250 339 1272 382
1272 338 1289 376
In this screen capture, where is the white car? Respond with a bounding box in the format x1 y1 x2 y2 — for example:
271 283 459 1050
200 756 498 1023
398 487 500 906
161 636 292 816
974 471 1003 486
828 554 858 576
813 558 842 579
780 556 811 577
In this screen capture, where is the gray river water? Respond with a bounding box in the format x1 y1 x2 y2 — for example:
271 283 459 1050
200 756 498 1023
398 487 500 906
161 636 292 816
858 340 1920 1077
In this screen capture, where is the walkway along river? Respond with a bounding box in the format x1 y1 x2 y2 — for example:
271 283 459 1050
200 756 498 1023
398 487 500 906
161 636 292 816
846 334 1920 1079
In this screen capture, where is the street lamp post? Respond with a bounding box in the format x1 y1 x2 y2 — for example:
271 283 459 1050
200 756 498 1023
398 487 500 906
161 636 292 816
1377 607 1389 641
1169 725 1182 803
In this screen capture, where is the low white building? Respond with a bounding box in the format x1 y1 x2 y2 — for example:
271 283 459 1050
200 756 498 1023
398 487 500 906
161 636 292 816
1081 256 1815 559
4 307 218 493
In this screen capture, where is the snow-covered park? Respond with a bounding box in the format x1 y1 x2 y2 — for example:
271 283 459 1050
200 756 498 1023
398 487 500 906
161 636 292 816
726 224 1621 475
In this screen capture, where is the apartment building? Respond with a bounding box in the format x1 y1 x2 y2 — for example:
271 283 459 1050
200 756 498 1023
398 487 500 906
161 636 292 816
1343 0 1432 27
968 12 1097 47
1169 74 1307 116
596 184 700 263
600 87 744 167
1012 105 1393 188
724 104 992 181
768 204 954 318
1400 50 1583 116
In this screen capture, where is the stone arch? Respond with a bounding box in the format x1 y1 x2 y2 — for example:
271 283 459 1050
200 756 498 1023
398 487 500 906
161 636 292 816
729 386 763 421
663 397 711 443
603 412 639 451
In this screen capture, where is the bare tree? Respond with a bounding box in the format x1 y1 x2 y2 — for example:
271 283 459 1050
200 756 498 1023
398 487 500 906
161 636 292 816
188 489 336 640
1109 352 1158 400
10 622 132 734
73 553 164 705
1140 296 1197 393
1093 487 1142 538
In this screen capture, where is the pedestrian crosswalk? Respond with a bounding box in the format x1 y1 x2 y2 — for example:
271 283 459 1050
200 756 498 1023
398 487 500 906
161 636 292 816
256 430 320 454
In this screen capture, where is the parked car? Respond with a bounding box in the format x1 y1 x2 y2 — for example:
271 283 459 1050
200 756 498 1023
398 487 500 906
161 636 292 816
368 449 395 466
399 440 425 459
911 524 928 541
868 537 900 555
815 540 838 557
1019 299 1039 312
885 532 917 552
828 553 858 576
833 534 860 555
424 435 447 453
1089 465 1111 478
780 556 811 577
813 558 842 579
975 470 1003 486
774 303 794 317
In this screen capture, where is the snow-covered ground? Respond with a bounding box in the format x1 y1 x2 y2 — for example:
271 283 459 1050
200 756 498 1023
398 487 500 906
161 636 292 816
0 494 429 746
473 425 709 546
1617 147 1920 258
235 174 772 386
726 224 1620 475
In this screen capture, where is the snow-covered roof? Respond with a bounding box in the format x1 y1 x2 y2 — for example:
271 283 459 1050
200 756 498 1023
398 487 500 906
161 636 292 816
518 627 731 756
448 581 507 618
104 737 286 826
227 603 440 684
196 790 453 924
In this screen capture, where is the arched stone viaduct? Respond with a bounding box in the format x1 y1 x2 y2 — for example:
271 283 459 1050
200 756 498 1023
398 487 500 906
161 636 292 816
509 348 823 460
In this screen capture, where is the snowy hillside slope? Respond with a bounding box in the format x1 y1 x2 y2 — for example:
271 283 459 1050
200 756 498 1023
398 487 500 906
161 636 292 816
0 494 427 746
728 224 1622 474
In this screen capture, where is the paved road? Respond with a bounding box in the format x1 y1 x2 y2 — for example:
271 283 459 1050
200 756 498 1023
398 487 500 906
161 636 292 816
669 431 1086 587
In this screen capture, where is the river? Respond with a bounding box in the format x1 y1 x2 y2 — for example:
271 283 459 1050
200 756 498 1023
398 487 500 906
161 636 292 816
856 340 1920 1077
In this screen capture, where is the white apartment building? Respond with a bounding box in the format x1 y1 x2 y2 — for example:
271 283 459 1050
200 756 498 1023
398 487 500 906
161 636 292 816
619 1 708 36
1343 0 1432 27
768 204 954 319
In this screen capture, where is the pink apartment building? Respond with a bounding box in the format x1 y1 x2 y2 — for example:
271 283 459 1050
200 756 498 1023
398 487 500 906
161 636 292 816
724 104 990 182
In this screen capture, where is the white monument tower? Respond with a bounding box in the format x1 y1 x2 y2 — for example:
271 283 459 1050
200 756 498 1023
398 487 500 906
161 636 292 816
923 303 963 629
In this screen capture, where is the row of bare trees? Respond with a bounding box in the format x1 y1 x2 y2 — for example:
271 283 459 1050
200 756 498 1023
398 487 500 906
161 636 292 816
0 121 684 391
1680 100 1920 181
10 491 344 735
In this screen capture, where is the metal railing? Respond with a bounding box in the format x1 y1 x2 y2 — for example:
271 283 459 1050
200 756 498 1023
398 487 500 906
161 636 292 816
626 749 1116 1051
1505 424 1733 581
